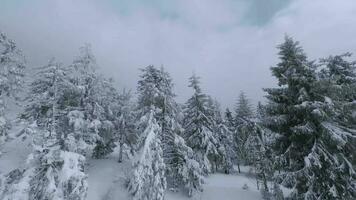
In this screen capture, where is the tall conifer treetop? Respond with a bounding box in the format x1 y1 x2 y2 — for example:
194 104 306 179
264 36 356 199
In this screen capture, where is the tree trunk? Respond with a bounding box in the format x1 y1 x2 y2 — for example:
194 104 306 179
262 171 269 192
118 142 123 163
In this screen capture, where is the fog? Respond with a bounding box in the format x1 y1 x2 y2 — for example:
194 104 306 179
1 0 356 108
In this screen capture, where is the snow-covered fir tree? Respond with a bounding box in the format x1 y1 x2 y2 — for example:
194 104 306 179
22 58 73 145
235 91 254 124
170 135 204 196
116 90 137 163
127 111 166 200
319 52 356 192
253 102 276 195
224 108 235 129
256 101 267 122
1 59 88 200
319 53 356 129
206 98 234 173
0 32 25 99
0 32 25 147
244 121 273 193
271 182 284 200
264 36 356 199
69 44 104 156
215 122 235 174
90 77 121 159
135 66 203 196
183 74 220 174
233 91 254 172
224 108 239 163
137 66 178 154
67 44 120 158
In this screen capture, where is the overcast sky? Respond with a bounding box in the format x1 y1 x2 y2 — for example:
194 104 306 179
1 0 356 108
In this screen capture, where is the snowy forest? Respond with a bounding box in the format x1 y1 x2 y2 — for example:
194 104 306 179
0 27 356 200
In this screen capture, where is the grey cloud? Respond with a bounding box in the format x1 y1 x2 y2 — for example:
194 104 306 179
1 0 356 109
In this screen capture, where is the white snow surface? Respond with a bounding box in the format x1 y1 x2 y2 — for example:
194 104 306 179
166 167 262 200
0 122 31 175
86 153 130 200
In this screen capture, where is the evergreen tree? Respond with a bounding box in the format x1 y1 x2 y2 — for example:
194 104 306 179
127 111 166 200
135 66 203 195
235 91 253 124
224 108 235 129
272 182 284 200
319 53 356 128
319 52 356 185
170 135 204 197
0 32 26 146
136 65 177 163
256 101 266 122
69 44 105 156
264 36 356 199
2 59 88 200
66 45 120 158
207 98 234 173
116 90 137 163
234 91 254 171
224 108 239 164
183 74 220 174
245 121 273 193
215 122 235 174
90 77 120 158
136 65 178 153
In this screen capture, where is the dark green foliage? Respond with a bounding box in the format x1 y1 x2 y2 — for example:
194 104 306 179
92 140 115 159
264 36 356 199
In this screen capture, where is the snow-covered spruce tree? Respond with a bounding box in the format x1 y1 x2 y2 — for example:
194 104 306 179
224 108 235 129
319 53 356 187
272 182 284 200
183 74 220 174
215 122 235 174
127 111 166 200
256 101 267 122
170 135 203 196
206 98 234 173
0 32 25 147
234 91 254 172
69 44 103 156
68 44 119 158
244 121 273 193
116 90 137 163
136 66 203 195
235 91 254 125
319 53 356 128
224 108 239 161
1 59 88 200
264 36 356 199
136 65 178 151
91 77 121 159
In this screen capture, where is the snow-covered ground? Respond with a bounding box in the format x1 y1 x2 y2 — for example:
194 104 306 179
1 128 262 200
86 155 130 200
0 121 30 175
166 171 261 200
